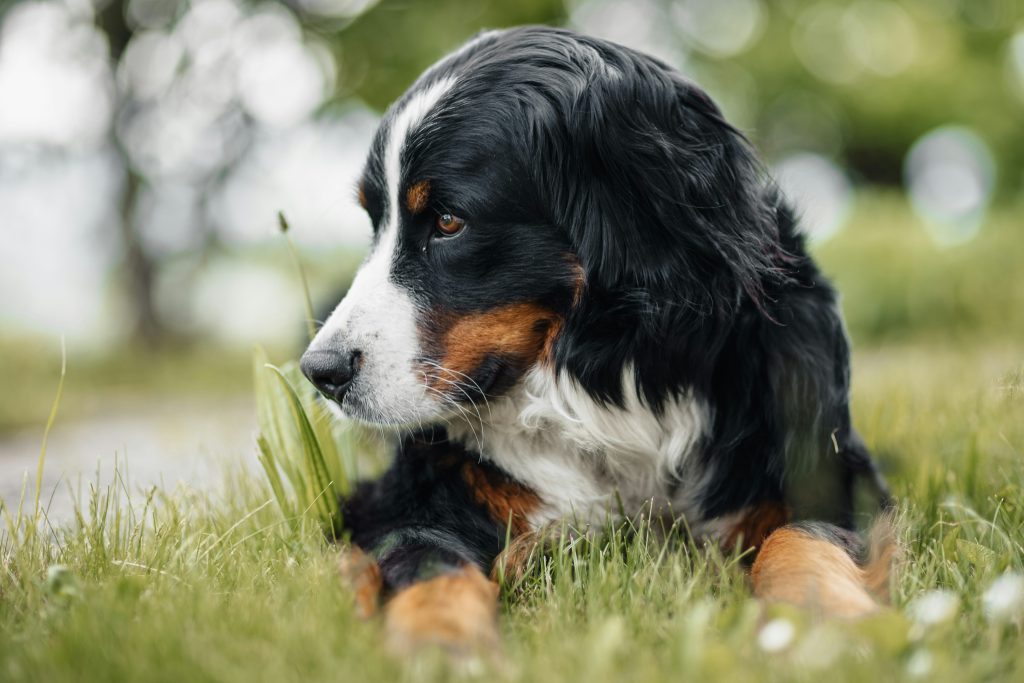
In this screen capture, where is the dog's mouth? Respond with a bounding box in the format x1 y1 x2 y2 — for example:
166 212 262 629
321 356 520 430
419 353 523 406
331 355 525 430
332 389 429 430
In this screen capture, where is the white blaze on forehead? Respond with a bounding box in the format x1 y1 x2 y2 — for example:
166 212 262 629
383 76 457 234
307 75 457 426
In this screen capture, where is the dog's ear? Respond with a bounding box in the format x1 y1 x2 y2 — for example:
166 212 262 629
530 48 787 313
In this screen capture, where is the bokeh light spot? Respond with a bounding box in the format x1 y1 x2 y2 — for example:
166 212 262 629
234 7 330 126
842 1 918 76
773 152 853 244
904 126 995 246
792 4 863 84
671 0 765 58
569 0 686 69
0 1 114 149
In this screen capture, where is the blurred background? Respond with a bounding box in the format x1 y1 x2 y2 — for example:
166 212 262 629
1 0 1022 515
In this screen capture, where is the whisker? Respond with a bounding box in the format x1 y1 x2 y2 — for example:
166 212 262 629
428 373 487 426
418 359 494 423
420 370 485 453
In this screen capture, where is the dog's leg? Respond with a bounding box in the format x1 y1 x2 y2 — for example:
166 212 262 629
337 534 504 657
338 538 501 655
337 545 384 619
385 563 499 654
335 432 539 655
750 519 896 618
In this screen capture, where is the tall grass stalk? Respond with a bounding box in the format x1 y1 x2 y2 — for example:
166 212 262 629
34 336 66 519
278 210 317 343
252 347 384 536
253 211 384 535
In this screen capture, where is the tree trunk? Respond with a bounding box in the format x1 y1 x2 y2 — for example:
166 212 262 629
98 0 165 347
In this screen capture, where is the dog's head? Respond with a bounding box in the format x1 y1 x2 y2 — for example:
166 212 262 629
301 26 787 427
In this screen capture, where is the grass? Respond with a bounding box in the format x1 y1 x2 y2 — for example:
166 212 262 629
1 193 1023 681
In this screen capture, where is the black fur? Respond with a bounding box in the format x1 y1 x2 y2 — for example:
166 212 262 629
341 430 510 590
319 26 889 586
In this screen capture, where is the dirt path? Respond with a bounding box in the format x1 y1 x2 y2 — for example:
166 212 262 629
0 397 258 523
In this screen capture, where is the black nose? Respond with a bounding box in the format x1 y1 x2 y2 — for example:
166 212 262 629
300 348 362 402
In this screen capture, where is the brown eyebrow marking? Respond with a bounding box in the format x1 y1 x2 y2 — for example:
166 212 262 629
356 181 367 209
405 180 430 215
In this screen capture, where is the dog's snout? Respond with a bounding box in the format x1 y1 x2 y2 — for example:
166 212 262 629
300 347 362 403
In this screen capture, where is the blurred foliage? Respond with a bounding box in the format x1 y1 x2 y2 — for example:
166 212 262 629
725 0 1024 189
816 193 1024 345
303 0 1024 194
319 0 567 109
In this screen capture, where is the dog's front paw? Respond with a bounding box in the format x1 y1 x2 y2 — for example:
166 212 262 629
338 545 383 619
384 565 500 657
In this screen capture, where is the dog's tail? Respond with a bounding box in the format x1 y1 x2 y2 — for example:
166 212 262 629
751 512 900 618
860 513 900 602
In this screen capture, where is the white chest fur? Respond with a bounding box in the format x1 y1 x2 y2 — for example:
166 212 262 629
446 365 711 528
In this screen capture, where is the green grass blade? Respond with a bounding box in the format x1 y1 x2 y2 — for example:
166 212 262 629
34 336 66 520
264 363 343 529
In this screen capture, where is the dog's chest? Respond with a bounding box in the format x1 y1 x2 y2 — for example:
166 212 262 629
447 367 711 529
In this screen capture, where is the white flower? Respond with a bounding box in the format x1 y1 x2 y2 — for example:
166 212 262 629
908 590 959 627
982 572 1024 623
758 618 795 653
906 649 933 678
791 624 843 670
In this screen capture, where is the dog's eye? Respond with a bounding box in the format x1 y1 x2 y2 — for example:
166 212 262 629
435 213 466 237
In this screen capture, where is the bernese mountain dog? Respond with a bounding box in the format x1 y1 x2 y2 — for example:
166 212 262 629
299 26 893 652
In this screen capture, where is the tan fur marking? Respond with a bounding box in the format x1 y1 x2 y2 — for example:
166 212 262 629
489 525 567 584
357 181 367 209
539 317 563 365
460 461 540 536
385 565 500 654
428 303 561 389
405 180 430 214
750 527 879 619
862 513 900 602
568 256 586 308
338 545 383 619
725 501 790 554
491 532 539 584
